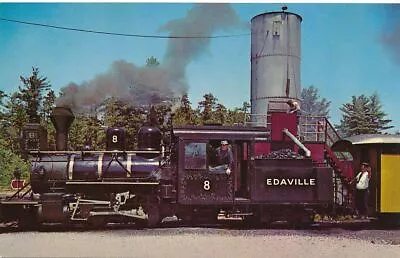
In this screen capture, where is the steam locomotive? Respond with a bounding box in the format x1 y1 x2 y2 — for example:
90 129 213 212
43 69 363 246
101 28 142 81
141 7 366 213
0 106 335 228
3 8 400 228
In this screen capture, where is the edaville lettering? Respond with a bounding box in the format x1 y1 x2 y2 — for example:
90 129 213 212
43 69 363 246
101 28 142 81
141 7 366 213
266 178 316 186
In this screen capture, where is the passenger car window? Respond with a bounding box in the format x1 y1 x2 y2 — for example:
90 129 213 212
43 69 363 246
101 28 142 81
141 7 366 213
184 142 207 170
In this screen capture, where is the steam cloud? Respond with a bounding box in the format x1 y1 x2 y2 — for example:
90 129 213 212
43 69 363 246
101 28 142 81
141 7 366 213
381 4 400 65
56 4 243 113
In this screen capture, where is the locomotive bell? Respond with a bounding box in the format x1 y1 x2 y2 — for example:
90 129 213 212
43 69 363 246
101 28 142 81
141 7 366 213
50 107 75 151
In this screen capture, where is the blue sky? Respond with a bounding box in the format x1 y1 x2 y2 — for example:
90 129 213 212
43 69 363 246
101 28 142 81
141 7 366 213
0 3 399 131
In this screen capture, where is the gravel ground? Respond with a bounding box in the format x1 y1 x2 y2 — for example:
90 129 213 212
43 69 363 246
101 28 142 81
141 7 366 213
0 227 399 258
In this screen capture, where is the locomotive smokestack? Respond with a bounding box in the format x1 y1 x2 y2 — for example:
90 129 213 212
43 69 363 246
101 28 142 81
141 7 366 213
50 107 75 151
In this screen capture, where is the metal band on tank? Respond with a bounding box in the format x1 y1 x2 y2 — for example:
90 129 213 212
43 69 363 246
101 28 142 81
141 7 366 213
98 153 104 179
127 153 133 177
69 155 75 180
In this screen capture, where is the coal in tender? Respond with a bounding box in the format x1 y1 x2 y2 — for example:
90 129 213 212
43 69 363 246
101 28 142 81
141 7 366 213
261 149 305 160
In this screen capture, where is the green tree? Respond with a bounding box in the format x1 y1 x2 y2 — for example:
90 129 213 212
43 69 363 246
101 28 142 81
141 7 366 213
68 115 105 150
301 85 331 117
146 56 160 67
236 101 251 124
18 67 51 121
41 90 56 123
2 68 52 153
148 103 172 129
3 93 29 152
198 93 218 124
0 90 6 114
225 101 251 126
0 90 9 139
173 94 198 125
41 90 56 147
0 138 30 189
367 93 393 133
103 98 147 149
337 93 393 137
214 103 227 124
121 105 146 149
103 97 126 127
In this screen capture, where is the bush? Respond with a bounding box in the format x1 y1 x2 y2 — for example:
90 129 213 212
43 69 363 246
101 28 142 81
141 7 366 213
0 140 29 189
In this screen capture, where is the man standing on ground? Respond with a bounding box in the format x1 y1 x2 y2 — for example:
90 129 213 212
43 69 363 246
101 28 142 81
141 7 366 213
353 162 371 218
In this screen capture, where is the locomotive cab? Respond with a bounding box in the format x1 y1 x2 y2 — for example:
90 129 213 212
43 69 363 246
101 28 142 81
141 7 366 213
173 126 269 206
172 124 333 225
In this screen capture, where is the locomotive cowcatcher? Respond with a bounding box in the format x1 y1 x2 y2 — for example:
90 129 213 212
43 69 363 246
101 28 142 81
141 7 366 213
0 106 334 228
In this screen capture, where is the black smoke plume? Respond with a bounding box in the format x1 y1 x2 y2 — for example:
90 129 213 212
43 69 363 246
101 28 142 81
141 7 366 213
56 4 243 113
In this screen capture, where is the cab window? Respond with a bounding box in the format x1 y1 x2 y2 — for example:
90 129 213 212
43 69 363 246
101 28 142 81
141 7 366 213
184 142 207 170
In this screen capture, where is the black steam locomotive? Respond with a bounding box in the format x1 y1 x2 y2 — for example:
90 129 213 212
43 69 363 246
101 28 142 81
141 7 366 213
0 106 334 228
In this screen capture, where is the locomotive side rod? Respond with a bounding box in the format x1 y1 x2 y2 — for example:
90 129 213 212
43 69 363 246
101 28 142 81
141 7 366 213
69 197 147 222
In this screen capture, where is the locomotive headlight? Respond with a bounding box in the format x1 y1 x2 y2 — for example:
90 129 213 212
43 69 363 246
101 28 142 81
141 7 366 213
226 168 231 176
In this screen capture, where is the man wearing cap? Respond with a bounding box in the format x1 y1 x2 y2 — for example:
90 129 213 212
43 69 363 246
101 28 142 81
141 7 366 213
353 162 371 218
216 140 234 174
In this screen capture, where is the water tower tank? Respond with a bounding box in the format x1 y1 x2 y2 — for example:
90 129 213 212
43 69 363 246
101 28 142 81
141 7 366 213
250 10 302 125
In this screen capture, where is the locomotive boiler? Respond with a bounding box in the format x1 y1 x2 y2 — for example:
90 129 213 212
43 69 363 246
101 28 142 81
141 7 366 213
30 107 165 193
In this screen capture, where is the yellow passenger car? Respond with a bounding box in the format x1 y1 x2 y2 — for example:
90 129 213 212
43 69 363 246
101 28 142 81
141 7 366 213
332 134 400 225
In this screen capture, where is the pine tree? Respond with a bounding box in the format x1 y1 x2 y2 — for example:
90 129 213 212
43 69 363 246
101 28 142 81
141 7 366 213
41 90 56 123
300 85 331 117
41 90 56 147
0 90 6 115
225 102 250 126
198 93 218 124
0 90 8 139
103 97 126 128
68 114 105 151
3 93 29 152
173 94 198 125
18 67 51 121
214 103 227 124
337 93 393 137
367 93 393 132
146 56 160 67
